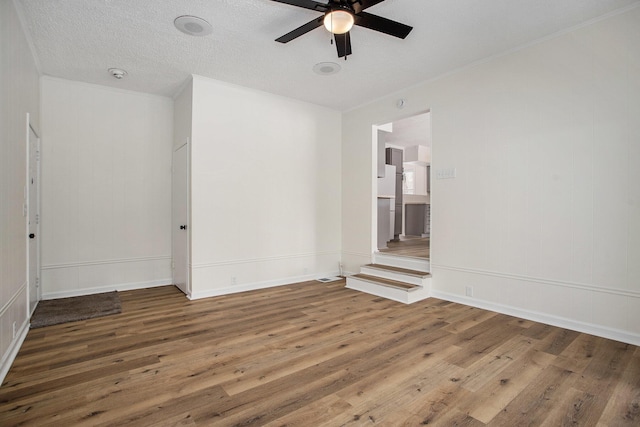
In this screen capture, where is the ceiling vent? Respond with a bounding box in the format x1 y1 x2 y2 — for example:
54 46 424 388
174 16 213 37
313 62 341 76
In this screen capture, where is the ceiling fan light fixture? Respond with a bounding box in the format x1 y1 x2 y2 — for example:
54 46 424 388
323 10 354 35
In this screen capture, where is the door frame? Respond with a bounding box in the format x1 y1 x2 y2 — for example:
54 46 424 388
371 109 432 261
26 112 41 315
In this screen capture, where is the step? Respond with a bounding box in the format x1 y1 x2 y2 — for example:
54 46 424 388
360 264 430 286
350 274 422 291
373 252 430 272
346 274 431 304
363 264 430 278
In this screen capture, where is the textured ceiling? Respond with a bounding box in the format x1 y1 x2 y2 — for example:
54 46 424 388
15 0 640 110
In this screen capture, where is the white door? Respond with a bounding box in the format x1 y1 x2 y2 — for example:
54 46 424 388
28 121 41 314
172 143 189 295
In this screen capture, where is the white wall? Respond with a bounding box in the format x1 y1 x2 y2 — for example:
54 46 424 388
173 79 193 152
0 0 40 382
188 75 342 298
343 6 640 344
40 77 173 298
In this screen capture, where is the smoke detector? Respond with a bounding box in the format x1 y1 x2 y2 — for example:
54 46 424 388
108 68 128 79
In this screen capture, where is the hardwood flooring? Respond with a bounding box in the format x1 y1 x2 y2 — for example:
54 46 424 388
379 236 429 259
1 280 638 426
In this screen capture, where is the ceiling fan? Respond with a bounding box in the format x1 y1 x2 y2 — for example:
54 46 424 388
271 0 413 59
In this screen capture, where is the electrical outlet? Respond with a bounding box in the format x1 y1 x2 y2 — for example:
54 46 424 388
465 286 473 297
231 276 237 285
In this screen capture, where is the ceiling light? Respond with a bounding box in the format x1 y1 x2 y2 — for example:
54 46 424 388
323 10 354 35
108 68 127 79
174 15 213 37
313 62 341 76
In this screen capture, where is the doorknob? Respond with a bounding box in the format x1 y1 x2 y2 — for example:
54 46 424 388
29 233 35 239
180 225 187 230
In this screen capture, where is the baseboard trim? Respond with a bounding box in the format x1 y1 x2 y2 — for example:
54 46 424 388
189 271 341 300
0 318 29 386
42 279 173 300
431 290 640 346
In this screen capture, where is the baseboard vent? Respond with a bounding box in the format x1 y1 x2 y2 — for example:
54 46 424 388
316 277 342 283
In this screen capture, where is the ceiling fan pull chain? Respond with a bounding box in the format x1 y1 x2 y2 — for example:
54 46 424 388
345 35 348 60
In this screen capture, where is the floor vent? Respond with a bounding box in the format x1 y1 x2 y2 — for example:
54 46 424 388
316 277 342 283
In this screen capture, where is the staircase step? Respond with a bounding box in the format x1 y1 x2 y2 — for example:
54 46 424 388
363 264 431 278
373 252 430 272
349 274 421 292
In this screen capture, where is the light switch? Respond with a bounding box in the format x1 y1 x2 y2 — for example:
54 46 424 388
436 168 456 179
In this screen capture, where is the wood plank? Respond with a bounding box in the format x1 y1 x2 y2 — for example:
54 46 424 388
364 264 430 277
349 273 421 291
488 364 577 425
597 350 640 425
379 236 429 258
445 313 523 368
457 335 536 392
263 394 353 426
460 348 557 423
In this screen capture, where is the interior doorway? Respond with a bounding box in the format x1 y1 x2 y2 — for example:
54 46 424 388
27 114 41 315
374 111 431 260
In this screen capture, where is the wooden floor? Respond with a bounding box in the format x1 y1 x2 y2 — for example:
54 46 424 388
1 281 638 426
379 236 430 259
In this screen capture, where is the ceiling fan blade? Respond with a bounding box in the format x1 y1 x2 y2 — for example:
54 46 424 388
354 11 412 39
270 0 329 12
348 0 363 14
334 32 352 58
276 16 324 43
352 0 386 13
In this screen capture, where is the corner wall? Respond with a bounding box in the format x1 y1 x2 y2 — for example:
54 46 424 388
342 6 640 344
40 77 174 298
0 0 41 383
189 76 342 298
